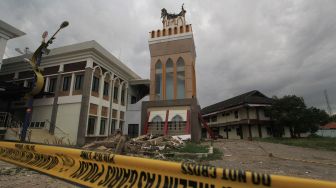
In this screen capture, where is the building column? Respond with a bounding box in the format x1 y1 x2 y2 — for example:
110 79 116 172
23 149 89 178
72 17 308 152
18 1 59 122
247 107 252 139
76 59 93 145
69 72 75 96
164 110 169 135
0 38 8 70
240 125 243 139
44 77 50 92
107 74 115 136
256 108 262 138
96 71 104 136
49 64 63 134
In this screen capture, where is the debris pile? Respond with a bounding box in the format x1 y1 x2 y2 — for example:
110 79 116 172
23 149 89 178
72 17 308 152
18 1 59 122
82 133 189 158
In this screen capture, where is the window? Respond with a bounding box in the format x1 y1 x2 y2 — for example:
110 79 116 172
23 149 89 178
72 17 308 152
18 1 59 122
48 78 57 92
113 86 119 101
74 74 84 90
266 127 272 135
166 59 174 100
224 127 231 132
152 115 163 131
35 122 40 128
131 96 137 104
92 76 99 92
172 115 183 131
62 76 71 91
120 121 124 132
27 80 33 88
87 117 96 135
176 58 185 99
112 109 118 118
234 111 239 119
29 122 35 128
236 127 241 136
264 110 270 118
111 119 117 134
120 111 125 120
121 87 125 105
40 122 45 128
180 26 184 33
155 61 162 100
103 81 109 96
211 116 217 122
100 119 106 135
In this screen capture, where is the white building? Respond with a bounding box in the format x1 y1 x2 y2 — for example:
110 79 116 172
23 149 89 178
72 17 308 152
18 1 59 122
202 90 291 139
0 40 147 145
0 19 25 69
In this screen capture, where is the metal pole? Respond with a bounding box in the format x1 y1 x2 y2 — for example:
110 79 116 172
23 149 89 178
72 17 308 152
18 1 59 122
20 21 69 142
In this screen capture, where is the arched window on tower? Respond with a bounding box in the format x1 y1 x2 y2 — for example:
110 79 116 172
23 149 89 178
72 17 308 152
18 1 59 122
172 115 183 131
180 26 184 33
176 57 185 99
166 59 174 100
155 60 163 100
186 25 190 32
152 115 163 131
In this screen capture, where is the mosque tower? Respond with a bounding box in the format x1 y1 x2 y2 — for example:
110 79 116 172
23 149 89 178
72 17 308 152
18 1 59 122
142 5 202 142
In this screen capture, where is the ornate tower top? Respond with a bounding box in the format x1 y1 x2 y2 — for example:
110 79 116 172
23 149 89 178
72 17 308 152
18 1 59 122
161 4 187 29
149 4 192 39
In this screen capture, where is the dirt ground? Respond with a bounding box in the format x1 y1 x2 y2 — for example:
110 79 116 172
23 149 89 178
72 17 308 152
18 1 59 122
0 161 78 188
210 139 336 181
0 140 335 187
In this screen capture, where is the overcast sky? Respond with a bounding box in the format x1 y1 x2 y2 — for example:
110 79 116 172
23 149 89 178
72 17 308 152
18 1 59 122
1 0 336 112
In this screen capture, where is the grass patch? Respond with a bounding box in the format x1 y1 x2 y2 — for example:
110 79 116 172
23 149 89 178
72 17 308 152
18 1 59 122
256 136 336 151
165 142 223 162
200 148 223 161
177 142 209 153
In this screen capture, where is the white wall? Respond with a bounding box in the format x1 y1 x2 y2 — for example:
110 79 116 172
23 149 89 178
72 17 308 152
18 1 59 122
227 126 241 139
31 105 52 122
251 125 259 138
283 126 291 138
55 103 81 144
316 129 336 137
0 37 7 69
124 96 148 136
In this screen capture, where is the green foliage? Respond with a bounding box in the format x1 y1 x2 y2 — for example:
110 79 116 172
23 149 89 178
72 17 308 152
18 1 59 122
178 142 209 153
329 114 336 122
200 147 223 161
266 95 329 137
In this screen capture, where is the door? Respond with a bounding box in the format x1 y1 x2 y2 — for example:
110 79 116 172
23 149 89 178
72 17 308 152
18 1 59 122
128 124 139 138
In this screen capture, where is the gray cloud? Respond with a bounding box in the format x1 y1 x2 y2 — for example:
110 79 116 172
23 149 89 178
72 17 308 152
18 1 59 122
1 0 336 113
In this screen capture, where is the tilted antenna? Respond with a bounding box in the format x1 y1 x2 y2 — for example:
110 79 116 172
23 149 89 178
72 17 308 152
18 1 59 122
324 89 333 115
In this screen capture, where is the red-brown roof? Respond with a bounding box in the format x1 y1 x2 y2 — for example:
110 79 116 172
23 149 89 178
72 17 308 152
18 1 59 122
322 122 336 129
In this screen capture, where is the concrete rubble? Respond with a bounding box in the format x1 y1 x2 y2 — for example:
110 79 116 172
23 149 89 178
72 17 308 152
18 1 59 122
82 133 191 158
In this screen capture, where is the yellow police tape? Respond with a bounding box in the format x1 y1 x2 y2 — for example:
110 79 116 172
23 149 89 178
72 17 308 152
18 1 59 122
0 141 335 188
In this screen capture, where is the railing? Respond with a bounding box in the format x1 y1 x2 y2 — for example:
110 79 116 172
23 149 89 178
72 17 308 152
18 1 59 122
0 112 11 128
44 119 70 137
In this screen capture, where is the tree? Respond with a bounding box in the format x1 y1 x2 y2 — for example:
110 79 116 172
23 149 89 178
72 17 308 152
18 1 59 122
329 114 336 122
266 95 329 138
302 107 329 133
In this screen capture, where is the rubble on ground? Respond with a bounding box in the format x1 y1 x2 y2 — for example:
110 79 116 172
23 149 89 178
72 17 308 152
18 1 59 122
82 132 189 158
